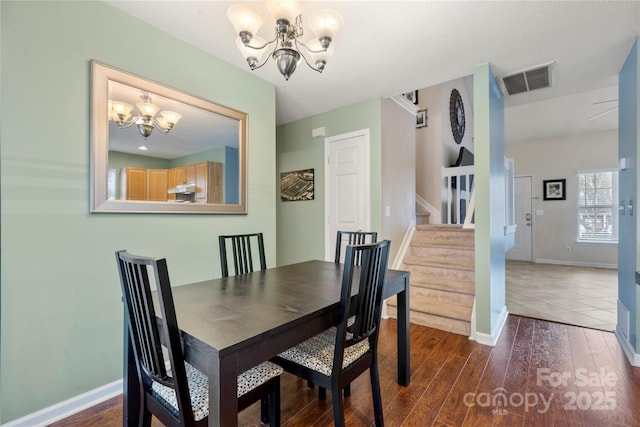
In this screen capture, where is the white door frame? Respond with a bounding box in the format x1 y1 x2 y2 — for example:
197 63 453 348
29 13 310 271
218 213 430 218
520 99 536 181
508 174 534 262
324 128 371 261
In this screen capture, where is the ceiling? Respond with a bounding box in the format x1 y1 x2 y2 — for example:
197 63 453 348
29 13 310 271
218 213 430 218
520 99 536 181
105 1 640 143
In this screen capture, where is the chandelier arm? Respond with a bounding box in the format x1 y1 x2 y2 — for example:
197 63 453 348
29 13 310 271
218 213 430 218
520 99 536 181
244 36 278 51
250 42 280 70
149 118 172 135
297 49 323 73
294 39 323 73
296 40 327 54
114 117 139 129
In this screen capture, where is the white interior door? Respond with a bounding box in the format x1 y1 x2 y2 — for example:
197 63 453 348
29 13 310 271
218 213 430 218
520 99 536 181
507 175 533 261
325 129 370 261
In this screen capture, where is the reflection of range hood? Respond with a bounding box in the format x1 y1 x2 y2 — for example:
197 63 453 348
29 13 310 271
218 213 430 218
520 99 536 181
168 183 196 194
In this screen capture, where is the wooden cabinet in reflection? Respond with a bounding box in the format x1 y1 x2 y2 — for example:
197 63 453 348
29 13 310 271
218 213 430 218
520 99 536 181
147 169 169 201
125 167 147 201
126 162 222 203
196 161 222 203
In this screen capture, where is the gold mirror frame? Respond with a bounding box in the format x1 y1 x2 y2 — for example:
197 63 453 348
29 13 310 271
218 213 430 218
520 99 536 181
90 60 247 214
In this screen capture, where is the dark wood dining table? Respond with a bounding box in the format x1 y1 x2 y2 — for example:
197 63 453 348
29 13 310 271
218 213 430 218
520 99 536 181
123 260 410 427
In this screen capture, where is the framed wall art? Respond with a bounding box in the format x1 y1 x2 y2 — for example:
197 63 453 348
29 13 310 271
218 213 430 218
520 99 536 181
280 168 314 201
543 179 566 201
403 90 418 105
416 109 427 128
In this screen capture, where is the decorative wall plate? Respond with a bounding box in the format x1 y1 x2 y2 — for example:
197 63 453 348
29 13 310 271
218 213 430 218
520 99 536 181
449 89 465 144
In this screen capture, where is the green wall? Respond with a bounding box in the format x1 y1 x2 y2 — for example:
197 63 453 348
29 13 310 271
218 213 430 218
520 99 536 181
0 1 276 422
276 99 382 266
473 64 507 338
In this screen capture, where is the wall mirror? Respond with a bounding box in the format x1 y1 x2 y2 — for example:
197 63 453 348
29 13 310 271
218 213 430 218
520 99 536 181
90 60 247 214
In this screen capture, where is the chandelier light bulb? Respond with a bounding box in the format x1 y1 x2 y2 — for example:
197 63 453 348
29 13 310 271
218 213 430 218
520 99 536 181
227 4 263 37
160 110 182 126
265 0 302 24
235 36 267 67
136 101 160 118
308 9 343 40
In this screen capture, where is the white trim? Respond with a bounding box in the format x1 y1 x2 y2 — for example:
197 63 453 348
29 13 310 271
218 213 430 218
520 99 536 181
416 193 441 224
462 190 475 230
383 222 415 319
324 129 371 261
615 329 640 367
469 299 477 341
391 222 415 270
473 306 509 347
2 380 123 427
534 259 617 269
388 95 419 115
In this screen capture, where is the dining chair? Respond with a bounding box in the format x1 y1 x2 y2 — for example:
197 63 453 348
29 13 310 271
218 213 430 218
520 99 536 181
116 250 282 427
274 240 391 427
334 230 378 264
304 230 377 394
219 233 266 277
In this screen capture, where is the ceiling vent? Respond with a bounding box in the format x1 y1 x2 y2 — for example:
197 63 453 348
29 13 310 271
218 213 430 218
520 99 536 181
500 63 554 96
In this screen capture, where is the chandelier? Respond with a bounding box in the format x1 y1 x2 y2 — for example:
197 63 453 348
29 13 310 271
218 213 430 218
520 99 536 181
108 92 182 138
227 1 343 81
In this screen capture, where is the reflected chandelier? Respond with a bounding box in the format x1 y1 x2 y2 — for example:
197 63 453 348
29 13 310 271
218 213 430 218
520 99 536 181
227 1 343 81
108 92 182 138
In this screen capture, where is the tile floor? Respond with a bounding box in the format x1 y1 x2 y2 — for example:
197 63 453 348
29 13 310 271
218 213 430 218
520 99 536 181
506 261 617 332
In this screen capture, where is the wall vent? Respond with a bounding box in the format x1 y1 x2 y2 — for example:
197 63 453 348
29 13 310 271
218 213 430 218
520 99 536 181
500 63 554 96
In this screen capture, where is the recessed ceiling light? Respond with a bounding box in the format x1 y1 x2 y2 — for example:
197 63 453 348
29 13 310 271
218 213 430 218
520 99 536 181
138 145 148 151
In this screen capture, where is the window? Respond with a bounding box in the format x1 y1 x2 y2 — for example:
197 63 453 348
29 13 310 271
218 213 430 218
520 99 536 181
577 170 618 243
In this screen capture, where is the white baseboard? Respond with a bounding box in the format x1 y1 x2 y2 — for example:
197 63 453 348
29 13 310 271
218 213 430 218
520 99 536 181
473 306 509 347
534 259 617 269
615 328 640 367
415 194 441 224
2 380 123 427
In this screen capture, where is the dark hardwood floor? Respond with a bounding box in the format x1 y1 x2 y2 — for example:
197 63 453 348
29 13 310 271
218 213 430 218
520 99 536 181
50 316 640 427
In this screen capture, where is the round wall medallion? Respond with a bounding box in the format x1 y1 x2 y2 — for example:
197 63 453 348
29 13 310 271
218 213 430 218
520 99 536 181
449 89 465 144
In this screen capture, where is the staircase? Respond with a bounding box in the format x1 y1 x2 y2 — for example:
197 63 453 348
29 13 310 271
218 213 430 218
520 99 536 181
387 224 475 336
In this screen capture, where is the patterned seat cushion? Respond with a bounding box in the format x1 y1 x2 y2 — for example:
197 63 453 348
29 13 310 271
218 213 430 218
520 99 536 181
151 360 282 421
278 327 370 376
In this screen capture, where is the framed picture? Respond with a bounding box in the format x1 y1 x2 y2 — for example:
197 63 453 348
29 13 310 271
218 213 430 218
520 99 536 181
280 168 314 201
543 179 566 200
403 90 418 105
416 109 427 128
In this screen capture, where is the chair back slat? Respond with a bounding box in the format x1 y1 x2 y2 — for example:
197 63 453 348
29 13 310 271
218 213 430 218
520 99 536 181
334 231 378 265
116 250 195 425
219 233 266 277
337 241 390 351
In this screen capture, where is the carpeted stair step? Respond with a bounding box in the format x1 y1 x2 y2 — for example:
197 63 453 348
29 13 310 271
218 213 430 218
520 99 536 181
401 262 475 286
387 305 471 336
412 224 474 248
407 274 475 295
387 287 473 316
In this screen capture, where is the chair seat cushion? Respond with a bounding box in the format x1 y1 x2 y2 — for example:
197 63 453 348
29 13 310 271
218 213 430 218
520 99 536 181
151 360 282 421
278 327 370 376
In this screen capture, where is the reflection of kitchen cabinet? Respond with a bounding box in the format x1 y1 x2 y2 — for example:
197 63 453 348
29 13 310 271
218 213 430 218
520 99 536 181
185 164 196 186
196 161 222 203
147 169 168 201
124 161 222 203
125 167 147 201
167 168 180 201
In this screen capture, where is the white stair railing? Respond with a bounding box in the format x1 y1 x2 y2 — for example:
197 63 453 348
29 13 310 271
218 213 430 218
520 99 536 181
442 165 474 225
